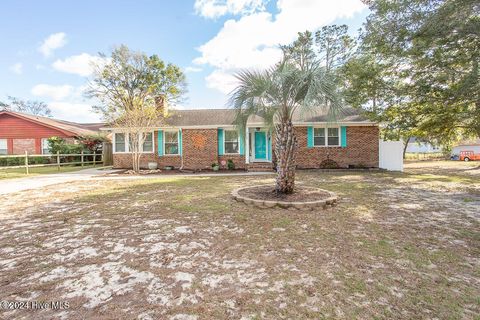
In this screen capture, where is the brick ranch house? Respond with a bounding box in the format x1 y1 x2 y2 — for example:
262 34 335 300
108 108 379 171
0 110 104 155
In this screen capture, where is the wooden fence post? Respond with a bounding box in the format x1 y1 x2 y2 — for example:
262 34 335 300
57 151 60 171
25 151 29 175
93 152 96 167
81 150 84 167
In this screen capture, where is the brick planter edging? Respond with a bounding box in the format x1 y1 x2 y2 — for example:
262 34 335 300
231 185 338 210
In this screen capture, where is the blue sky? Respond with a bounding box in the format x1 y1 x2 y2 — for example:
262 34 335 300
0 0 368 122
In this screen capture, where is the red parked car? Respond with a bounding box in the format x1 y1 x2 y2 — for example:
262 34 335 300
459 151 480 161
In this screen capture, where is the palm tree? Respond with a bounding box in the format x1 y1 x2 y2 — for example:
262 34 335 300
230 59 342 194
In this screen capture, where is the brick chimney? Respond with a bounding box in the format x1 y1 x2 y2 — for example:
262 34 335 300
155 95 168 116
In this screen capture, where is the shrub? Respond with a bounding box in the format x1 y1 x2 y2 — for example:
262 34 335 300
29 156 51 165
227 159 235 170
319 159 339 169
0 158 8 166
78 134 107 153
47 137 84 155
8 157 22 166
0 157 23 167
0 156 52 167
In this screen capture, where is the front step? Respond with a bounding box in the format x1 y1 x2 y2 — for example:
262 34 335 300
247 162 274 172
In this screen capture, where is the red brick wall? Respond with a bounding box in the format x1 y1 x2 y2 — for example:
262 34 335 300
293 126 379 168
182 129 218 170
219 155 246 169
113 153 182 169
113 131 182 169
112 126 379 170
12 139 36 154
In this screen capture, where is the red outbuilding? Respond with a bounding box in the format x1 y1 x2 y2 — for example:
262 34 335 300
0 111 104 155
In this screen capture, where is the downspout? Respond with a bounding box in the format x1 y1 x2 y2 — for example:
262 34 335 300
245 127 249 165
179 128 184 171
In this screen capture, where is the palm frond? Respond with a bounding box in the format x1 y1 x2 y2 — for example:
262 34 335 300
230 58 345 129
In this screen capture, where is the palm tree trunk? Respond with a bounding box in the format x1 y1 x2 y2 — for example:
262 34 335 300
274 119 297 194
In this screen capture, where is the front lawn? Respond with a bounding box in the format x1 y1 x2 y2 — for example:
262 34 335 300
0 162 478 319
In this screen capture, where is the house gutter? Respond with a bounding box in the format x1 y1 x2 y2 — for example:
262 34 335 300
99 121 377 132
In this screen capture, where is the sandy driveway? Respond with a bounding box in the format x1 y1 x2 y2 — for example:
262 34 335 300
0 168 274 196
0 168 120 195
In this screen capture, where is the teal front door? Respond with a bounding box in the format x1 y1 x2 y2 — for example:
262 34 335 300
254 131 267 160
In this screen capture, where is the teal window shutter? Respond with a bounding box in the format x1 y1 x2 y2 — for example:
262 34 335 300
267 134 272 161
341 126 347 147
178 129 182 155
218 129 224 155
157 130 164 156
239 129 245 155
307 126 314 148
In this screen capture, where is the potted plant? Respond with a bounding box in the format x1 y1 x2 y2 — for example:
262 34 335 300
211 162 220 171
148 162 158 170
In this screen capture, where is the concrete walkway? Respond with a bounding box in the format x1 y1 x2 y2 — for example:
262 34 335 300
0 168 274 195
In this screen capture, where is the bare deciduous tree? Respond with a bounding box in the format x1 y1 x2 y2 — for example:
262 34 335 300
87 45 186 172
0 96 52 117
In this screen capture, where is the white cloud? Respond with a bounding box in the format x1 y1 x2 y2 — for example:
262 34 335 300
185 66 203 73
38 32 67 57
30 83 99 122
31 84 74 101
194 0 267 19
205 69 240 94
10 63 23 74
52 53 107 77
194 0 365 93
48 102 100 123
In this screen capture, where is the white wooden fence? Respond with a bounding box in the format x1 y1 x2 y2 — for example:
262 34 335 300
379 140 404 172
0 151 103 175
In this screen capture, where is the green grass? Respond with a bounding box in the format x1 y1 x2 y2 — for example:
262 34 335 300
0 165 98 180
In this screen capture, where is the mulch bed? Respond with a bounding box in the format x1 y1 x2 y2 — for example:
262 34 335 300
108 169 248 176
237 185 331 202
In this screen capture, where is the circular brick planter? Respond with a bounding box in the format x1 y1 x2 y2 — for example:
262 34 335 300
231 185 338 210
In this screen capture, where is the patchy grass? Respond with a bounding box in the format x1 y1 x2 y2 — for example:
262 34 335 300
0 165 99 180
0 161 479 319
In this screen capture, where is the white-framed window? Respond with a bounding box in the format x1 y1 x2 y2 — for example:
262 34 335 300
313 127 340 147
164 131 179 155
41 138 51 154
327 128 340 146
0 139 7 155
224 130 239 154
313 128 325 146
114 131 154 153
142 132 153 153
114 133 126 153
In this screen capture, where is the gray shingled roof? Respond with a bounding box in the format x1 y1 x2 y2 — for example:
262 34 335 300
163 107 372 127
292 107 371 123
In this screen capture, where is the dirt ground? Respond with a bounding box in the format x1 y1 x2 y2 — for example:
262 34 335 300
0 161 479 319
